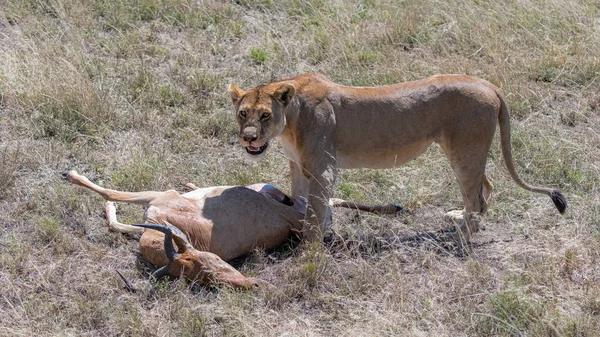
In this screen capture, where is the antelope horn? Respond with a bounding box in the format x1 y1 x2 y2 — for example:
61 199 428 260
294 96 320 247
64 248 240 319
151 265 171 280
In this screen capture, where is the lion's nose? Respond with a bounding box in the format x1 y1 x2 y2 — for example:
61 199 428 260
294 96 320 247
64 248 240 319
242 127 258 142
243 134 257 142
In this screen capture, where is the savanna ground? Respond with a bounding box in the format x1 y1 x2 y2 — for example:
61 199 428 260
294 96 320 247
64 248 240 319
1 0 599 335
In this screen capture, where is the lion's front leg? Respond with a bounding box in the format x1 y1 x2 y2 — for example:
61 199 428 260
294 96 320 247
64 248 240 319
302 163 337 242
290 160 309 198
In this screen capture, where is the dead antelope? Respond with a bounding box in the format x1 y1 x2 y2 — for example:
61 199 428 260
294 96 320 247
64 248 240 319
63 170 401 288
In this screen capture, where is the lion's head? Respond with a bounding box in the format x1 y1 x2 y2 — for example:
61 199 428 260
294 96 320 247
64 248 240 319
228 82 295 159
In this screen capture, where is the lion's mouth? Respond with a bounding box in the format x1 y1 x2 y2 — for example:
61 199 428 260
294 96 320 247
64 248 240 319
245 143 268 155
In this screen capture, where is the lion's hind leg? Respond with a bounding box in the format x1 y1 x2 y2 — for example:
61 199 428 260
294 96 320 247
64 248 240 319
444 168 488 243
440 124 494 242
443 174 493 225
482 175 493 204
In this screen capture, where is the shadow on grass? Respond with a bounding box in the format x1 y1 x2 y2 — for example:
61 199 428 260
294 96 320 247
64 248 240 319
323 225 510 258
124 212 510 291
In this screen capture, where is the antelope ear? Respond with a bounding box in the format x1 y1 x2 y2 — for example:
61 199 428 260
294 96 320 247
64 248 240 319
228 83 245 104
273 83 295 107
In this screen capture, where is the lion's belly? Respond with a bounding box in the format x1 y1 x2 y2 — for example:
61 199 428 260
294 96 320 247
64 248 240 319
336 141 431 169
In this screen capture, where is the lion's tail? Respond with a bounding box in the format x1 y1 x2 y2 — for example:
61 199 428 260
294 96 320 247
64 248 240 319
496 90 567 214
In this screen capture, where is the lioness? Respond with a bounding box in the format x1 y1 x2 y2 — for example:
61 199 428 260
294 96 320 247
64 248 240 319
228 73 567 242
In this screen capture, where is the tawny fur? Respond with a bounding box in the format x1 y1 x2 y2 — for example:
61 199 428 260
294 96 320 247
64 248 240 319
64 170 400 287
229 73 567 241
64 170 302 287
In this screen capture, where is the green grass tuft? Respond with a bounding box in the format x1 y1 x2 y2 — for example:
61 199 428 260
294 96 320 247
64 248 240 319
249 47 268 64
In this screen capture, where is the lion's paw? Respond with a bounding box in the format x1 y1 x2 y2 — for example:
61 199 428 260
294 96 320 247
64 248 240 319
443 209 465 224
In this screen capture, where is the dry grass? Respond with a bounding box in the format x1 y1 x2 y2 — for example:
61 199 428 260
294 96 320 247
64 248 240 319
1 0 599 335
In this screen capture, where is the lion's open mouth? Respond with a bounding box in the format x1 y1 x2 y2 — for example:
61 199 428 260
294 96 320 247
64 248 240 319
245 143 268 155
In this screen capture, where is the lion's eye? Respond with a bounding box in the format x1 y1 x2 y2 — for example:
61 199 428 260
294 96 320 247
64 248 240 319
239 110 247 118
260 112 271 120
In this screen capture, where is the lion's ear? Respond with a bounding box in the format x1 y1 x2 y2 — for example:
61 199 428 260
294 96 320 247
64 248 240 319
273 83 295 107
228 83 245 104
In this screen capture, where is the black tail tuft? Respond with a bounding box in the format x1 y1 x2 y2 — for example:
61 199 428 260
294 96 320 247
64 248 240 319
390 204 403 213
551 189 567 214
